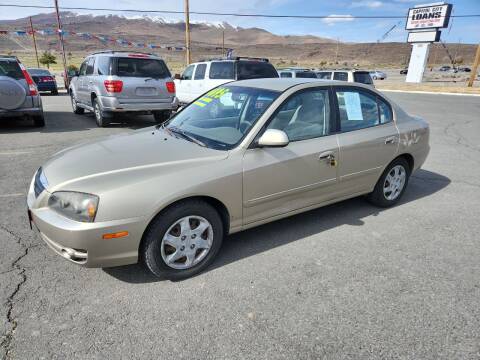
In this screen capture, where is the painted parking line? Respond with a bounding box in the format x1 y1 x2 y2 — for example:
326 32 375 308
0 151 32 156
0 193 24 198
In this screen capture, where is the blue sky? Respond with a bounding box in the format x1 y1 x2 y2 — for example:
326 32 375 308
1 0 479 43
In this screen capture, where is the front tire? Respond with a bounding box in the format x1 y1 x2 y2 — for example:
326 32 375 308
141 200 224 280
71 93 84 114
367 157 410 207
153 110 171 124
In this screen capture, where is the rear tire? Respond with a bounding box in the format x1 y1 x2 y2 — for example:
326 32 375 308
93 98 109 127
32 113 45 127
141 200 224 280
367 157 410 208
153 110 171 124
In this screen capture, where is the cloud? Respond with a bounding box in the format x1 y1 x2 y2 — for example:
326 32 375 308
322 14 355 26
350 1 383 8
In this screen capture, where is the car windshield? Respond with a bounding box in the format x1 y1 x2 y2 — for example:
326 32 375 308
164 86 280 150
28 69 51 76
115 58 170 78
0 60 23 79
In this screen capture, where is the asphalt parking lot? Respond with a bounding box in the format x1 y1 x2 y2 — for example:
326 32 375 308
1 91 480 359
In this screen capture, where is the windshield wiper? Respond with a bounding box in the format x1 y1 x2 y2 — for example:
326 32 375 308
168 126 206 147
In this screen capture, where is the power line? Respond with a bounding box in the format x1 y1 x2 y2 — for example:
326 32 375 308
0 3 479 19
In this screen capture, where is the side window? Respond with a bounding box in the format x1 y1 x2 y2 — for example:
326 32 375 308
378 98 393 124
79 61 87 76
266 88 331 142
97 56 111 75
336 89 380 132
317 72 332 80
194 64 206 80
182 65 195 80
86 57 95 75
280 72 292 78
209 62 234 79
333 72 348 81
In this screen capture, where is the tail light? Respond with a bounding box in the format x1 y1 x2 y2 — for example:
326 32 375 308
41 76 54 82
19 63 38 96
104 80 123 93
166 81 175 94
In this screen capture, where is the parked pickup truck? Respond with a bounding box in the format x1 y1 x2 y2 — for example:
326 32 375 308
174 57 278 105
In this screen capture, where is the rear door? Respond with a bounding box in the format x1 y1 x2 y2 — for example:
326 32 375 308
113 56 173 104
75 59 88 104
208 61 235 91
85 56 96 103
333 86 399 196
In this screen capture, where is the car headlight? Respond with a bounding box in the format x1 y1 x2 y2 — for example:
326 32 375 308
48 191 99 222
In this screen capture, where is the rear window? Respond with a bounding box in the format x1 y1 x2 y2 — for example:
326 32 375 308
27 68 51 76
354 72 373 85
0 60 23 80
236 61 278 80
115 58 170 78
209 62 234 80
295 71 317 78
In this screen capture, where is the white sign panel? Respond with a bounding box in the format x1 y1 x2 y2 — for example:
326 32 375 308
406 43 430 83
407 30 441 43
406 4 452 30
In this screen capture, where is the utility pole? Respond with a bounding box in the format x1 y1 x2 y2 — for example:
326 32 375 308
29 17 40 67
54 0 69 89
467 43 480 87
335 37 340 64
184 0 191 65
222 30 225 57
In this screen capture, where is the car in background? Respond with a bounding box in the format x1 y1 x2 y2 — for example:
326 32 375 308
0 55 45 126
174 57 278 105
369 70 387 80
28 68 58 95
457 67 471 73
315 70 374 87
28 78 430 279
69 51 178 127
278 68 318 79
400 68 408 75
439 65 451 72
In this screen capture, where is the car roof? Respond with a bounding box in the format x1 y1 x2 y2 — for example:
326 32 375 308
230 78 358 91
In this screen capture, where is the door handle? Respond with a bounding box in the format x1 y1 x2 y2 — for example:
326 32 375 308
319 151 337 166
385 136 397 144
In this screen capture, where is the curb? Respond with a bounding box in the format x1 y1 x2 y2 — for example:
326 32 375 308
378 89 480 97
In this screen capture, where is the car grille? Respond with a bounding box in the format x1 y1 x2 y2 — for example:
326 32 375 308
34 167 45 198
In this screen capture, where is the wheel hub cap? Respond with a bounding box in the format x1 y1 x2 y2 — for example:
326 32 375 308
160 216 213 270
383 165 406 201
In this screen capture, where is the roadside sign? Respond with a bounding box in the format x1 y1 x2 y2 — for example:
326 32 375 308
405 4 452 30
407 30 441 43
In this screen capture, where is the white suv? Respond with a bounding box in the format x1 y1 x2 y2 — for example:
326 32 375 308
315 69 374 87
174 57 278 105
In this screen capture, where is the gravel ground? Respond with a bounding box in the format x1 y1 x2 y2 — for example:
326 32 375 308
1 91 479 359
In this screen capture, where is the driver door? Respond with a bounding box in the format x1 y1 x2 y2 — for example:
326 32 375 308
242 87 340 225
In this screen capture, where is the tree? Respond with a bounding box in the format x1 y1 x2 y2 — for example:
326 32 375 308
39 51 57 69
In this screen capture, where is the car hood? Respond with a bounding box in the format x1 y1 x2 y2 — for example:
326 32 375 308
42 127 228 189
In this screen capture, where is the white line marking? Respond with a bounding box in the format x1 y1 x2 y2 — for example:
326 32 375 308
379 89 480 97
0 151 32 156
0 193 24 198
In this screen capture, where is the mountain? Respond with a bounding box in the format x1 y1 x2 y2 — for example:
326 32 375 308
0 11 336 49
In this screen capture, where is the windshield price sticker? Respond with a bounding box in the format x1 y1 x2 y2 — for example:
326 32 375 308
194 88 230 107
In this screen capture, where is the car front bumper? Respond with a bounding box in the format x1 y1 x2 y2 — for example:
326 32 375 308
27 180 146 268
98 95 179 112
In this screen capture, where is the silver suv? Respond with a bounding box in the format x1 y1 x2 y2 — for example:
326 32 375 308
69 51 178 127
0 55 45 126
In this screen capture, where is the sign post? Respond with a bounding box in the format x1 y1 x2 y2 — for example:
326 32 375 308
405 2 452 83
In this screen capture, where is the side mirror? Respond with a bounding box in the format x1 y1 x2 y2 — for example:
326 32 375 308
257 129 289 148
174 73 181 80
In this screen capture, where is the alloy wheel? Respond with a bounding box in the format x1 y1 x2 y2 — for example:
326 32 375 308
383 165 406 201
